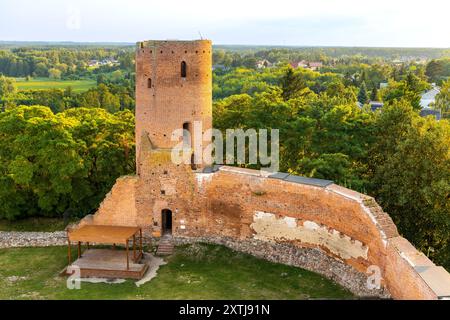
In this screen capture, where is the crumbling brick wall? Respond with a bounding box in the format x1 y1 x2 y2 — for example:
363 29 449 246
84 163 449 299
89 175 138 227
79 39 450 300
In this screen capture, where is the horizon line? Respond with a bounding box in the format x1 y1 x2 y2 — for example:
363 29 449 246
0 40 449 50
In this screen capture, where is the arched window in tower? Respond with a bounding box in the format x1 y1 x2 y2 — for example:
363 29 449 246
147 78 152 88
181 61 187 78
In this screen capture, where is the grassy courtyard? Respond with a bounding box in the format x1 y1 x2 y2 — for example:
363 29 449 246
0 243 353 300
15 77 96 92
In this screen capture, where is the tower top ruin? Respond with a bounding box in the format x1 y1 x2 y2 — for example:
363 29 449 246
135 39 213 174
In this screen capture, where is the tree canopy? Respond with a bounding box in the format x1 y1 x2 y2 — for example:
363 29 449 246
0 106 135 220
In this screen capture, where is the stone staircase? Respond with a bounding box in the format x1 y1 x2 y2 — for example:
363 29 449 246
156 233 174 256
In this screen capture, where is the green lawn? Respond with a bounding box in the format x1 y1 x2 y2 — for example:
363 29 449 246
15 78 96 92
0 243 353 300
0 218 75 232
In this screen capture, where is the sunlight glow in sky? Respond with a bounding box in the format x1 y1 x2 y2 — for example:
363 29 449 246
0 0 449 47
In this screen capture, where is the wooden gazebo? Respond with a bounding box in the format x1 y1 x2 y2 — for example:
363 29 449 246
67 225 147 279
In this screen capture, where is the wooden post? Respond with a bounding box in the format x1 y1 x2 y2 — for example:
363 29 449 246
139 228 143 255
68 239 72 264
77 241 81 258
126 240 129 270
133 234 136 261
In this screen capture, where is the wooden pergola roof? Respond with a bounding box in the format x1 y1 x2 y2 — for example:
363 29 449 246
68 225 141 245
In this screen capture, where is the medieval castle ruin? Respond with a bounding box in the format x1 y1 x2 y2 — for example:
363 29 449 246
75 40 450 299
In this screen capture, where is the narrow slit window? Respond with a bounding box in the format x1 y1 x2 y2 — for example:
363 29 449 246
147 78 152 88
191 154 197 171
181 61 187 78
183 122 191 148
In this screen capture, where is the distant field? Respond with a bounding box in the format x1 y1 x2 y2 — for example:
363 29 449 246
15 78 96 92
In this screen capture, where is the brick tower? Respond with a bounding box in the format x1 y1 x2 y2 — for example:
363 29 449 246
135 40 213 174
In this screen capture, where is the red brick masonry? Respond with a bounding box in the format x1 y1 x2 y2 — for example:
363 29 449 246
76 40 450 299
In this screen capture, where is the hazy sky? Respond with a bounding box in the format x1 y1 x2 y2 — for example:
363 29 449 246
0 0 449 47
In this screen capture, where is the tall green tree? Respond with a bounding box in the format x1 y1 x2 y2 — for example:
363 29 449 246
0 75 17 98
382 74 429 110
279 67 307 101
0 106 135 220
426 59 450 83
0 106 86 219
358 81 369 104
48 68 62 79
371 86 380 101
369 101 450 269
434 79 450 118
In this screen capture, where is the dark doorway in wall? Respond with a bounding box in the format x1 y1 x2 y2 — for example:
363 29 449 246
161 209 172 235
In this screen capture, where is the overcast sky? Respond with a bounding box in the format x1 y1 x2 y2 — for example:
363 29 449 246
0 0 449 47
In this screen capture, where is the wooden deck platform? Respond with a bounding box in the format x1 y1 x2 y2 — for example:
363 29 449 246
66 225 144 275
67 249 148 280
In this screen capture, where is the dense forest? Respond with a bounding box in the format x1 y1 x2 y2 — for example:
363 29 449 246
0 43 449 269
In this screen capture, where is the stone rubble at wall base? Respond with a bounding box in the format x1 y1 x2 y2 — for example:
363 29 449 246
0 231 67 248
172 236 390 298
